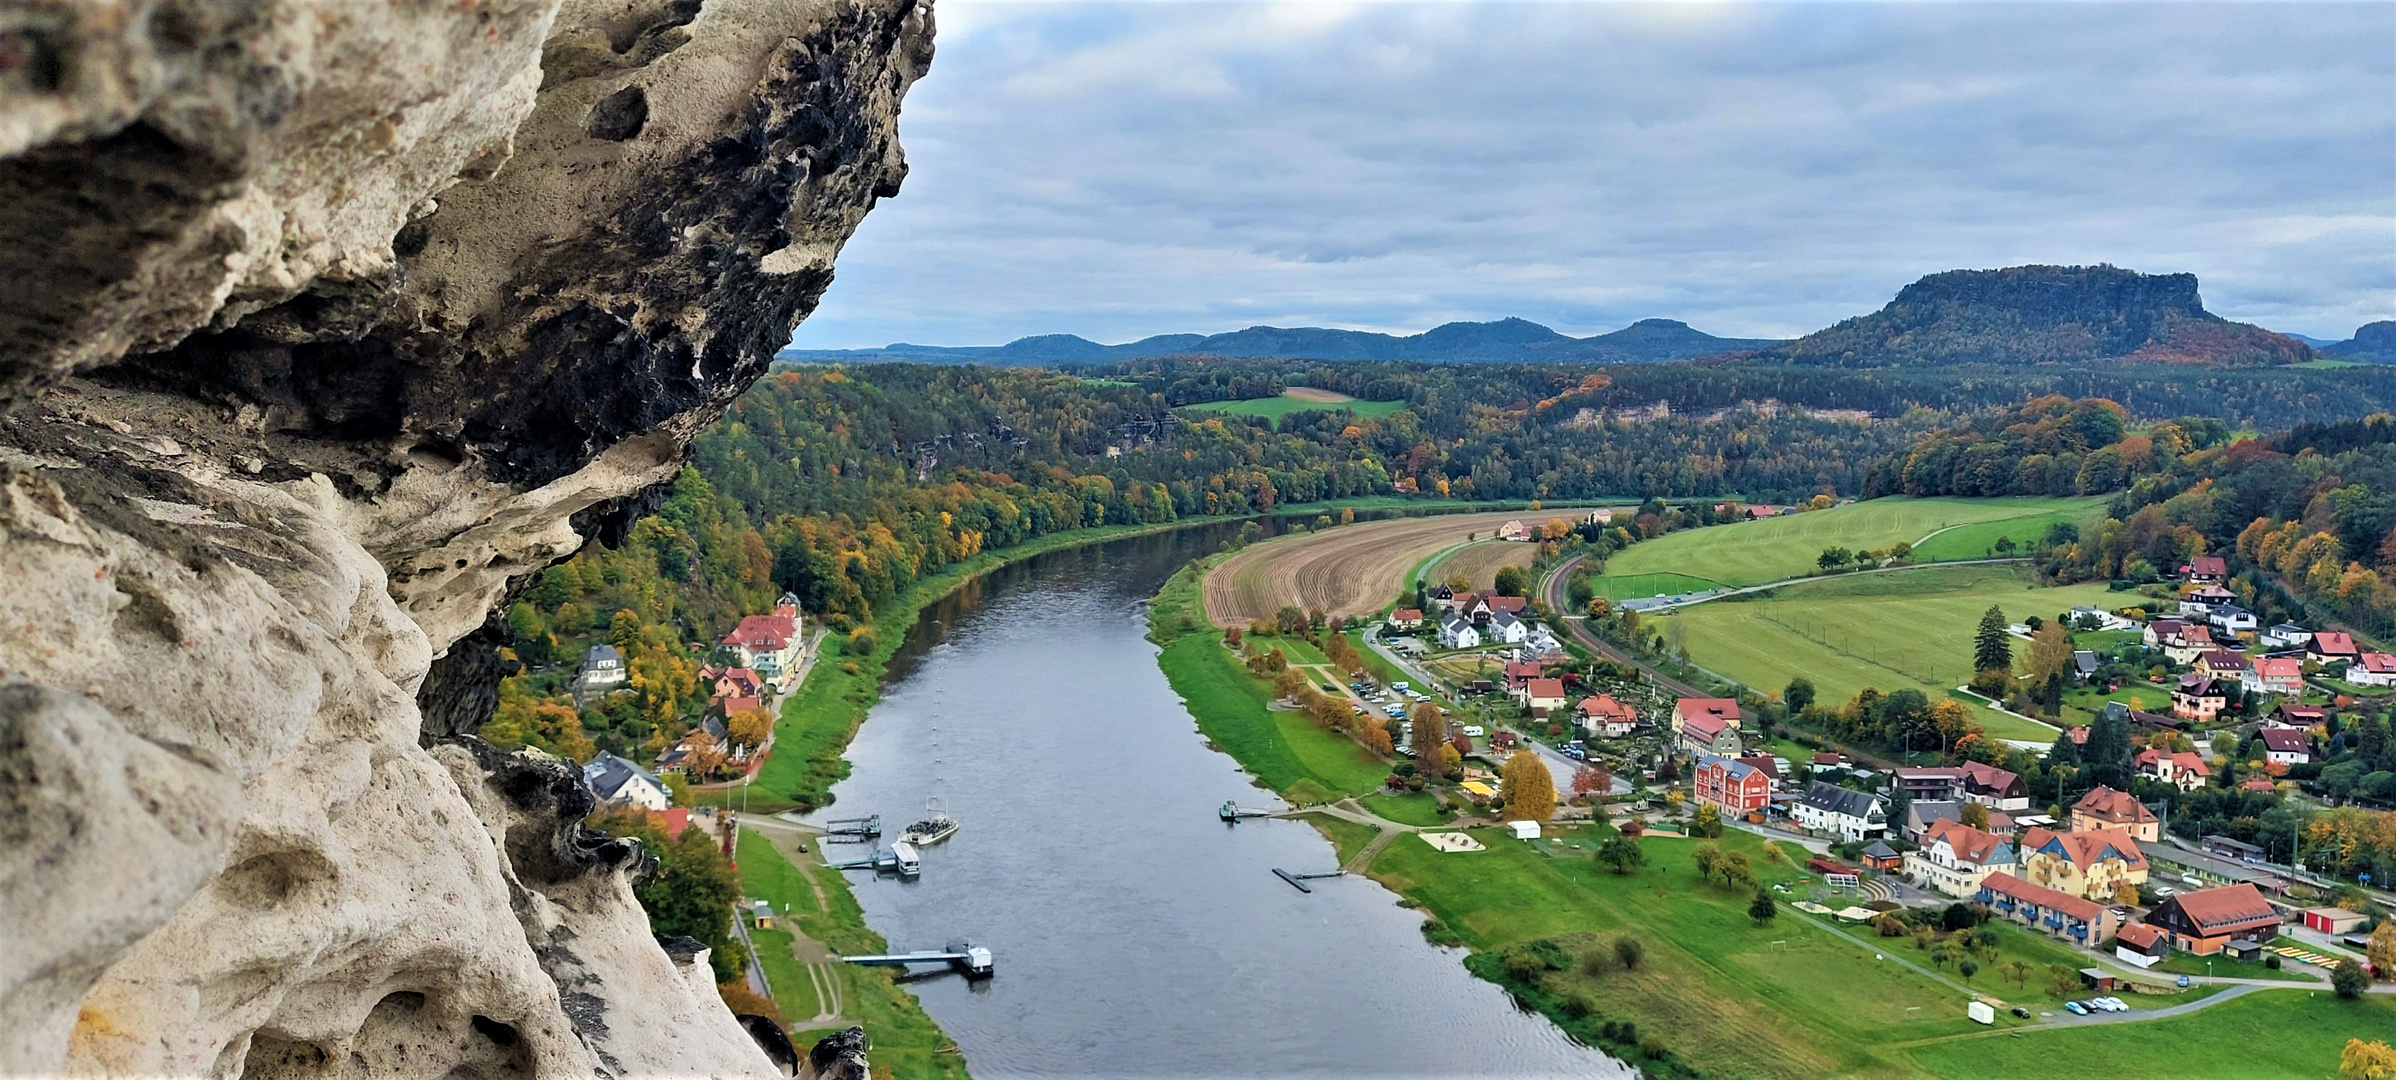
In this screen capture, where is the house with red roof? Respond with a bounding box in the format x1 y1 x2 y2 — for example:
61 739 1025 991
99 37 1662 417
2020 826 2149 901
1521 678 1567 716
721 601 806 689
2307 631 2359 661
1388 608 1425 631
1694 754 1772 815
1674 701 1742 756
1578 694 1640 738
2182 555 2228 583
1502 660 1545 692
1905 819 2017 898
1959 761 2029 811
2113 921 2171 968
2144 883 2282 955
2348 651 2396 688
2171 675 2226 723
2243 655 2304 697
2134 747 2211 792
1977 872 2123 945
2070 786 2158 842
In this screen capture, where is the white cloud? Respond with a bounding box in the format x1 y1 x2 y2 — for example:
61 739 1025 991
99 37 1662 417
798 1 2396 347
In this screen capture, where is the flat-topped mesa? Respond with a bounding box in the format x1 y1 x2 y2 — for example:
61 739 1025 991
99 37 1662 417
0 1 930 1076
1763 264 2313 368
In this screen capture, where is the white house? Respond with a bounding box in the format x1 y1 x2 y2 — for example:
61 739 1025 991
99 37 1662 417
2207 606 2258 636
1793 780 1886 842
1438 617 1482 650
1485 609 1531 645
721 598 806 690
2068 606 2134 632
584 753 671 811
579 644 628 690
2259 728 2311 765
2262 624 2313 649
2349 652 2396 688
2242 656 2304 697
1903 819 2017 899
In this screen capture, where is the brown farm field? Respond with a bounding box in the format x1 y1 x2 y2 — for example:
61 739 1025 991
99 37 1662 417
1203 512 1536 626
1426 539 1536 592
1281 386 1354 403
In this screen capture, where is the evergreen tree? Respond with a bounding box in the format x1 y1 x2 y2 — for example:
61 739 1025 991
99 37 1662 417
1974 605 2012 674
1748 889 1778 926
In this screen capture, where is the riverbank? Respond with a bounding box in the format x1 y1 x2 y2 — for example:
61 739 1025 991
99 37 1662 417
1143 552 2389 1079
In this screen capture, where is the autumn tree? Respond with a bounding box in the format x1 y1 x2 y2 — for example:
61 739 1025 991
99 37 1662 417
681 730 728 781
2343 1038 2396 1080
1960 802 1991 830
1437 744 1463 780
1275 605 1307 634
1274 667 1310 700
726 707 774 750
1409 703 1448 764
1692 841 1722 882
1691 802 1724 838
1572 764 1612 798
1501 750 1556 822
595 808 746 981
1493 565 1530 598
2370 921 2396 984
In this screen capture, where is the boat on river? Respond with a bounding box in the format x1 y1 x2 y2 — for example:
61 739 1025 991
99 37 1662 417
900 798 960 845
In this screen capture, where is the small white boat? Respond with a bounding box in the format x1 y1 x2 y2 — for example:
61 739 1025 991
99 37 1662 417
890 841 922 876
899 798 961 845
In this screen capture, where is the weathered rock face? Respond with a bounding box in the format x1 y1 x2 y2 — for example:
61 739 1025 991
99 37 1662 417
0 1 930 1076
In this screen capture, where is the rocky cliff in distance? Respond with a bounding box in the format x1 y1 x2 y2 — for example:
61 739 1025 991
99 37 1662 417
1762 264 2312 368
0 1 928 1077
2323 321 2396 363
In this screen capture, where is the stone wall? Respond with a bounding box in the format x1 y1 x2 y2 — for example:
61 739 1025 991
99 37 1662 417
0 1 929 1075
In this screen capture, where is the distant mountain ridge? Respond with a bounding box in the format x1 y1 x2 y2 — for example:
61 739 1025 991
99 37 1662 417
1761 265 2310 368
2323 321 2396 363
778 316 1786 366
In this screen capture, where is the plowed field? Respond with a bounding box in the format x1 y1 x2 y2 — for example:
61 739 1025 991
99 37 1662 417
1202 512 1536 626
1426 539 1537 592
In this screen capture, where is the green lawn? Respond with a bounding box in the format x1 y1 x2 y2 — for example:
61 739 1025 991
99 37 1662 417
1669 565 2112 741
2062 681 2174 726
1314 817 1382 865
1601 496 2107 589
1361 792 1452 826
735 832 967 1080
747 923 821 1019
1898 988 2393 1080
1251 631 1330 667
1588 571 1722 602
1181 391 1408 423
1371 823 2004 1078
2145 950 2321 984
1153 561 1389 802
1910 505 2102 563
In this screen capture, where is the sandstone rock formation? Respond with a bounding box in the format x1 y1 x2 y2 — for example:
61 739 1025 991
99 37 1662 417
0 1 930 1076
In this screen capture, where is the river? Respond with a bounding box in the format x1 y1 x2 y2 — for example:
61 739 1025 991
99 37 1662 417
808 525 1630 1079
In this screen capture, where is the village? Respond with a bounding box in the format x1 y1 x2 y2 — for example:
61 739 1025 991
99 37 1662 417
1193 511 2394 1043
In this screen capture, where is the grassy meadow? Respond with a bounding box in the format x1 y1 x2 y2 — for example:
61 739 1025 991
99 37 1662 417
1667 565 2116 741
1181 390 1409 423
1601 496 2107 589
1896 988 2392 1080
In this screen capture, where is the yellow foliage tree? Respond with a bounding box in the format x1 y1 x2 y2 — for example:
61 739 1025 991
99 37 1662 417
1500 750 1556 822
726 707 774 750
2344 1039 2396 1080
2026 621 2075 684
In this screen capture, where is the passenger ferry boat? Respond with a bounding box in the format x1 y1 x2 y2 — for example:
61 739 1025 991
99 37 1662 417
899 797 961 845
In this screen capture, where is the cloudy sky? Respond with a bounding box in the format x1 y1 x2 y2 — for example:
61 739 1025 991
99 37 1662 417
790 1 2395 348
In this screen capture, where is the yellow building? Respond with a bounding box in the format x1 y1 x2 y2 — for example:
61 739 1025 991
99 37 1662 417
2019 827 2149 901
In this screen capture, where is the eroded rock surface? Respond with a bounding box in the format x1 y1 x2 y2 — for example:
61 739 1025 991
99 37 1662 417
0 0 930 1075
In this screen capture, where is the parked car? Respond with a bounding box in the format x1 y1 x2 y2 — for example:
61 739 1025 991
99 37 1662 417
2009 1007 2031 1019
2064 1001 2088 1016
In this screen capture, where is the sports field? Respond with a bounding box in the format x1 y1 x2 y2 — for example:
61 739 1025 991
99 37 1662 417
1426 538 1537 591
1668 565 2113 741
1204 511 1536 625
1181 387 1409 422
1600 496 2107 589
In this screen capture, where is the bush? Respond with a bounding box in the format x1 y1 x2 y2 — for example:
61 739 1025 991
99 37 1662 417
2332 960 2368 999
845 626 878 655
1640 1037 1667 1060
1559 993 1593 1020
1579 949 1610 977
1614 936 1644 971
1504 951 1549 982
2264 954 2282 970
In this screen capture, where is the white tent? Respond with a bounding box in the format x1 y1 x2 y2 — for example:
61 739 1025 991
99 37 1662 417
1508 820 1541 840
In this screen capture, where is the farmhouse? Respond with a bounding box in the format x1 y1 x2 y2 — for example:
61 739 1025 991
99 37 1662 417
2133 747 2211 792
1977 872 2122 945
2349 652 2396 688
1439 617 1482 650
1793 781 1886 842
1579 694 1640 738
2071 787 2158 841
2258 727 2311 765
1694 755 1773 815
2243 656 2304 697
2183 555 2228 583
1497 520 1530 542
2019 827 2149 901
2144 884 2282 955
1388 608 1424 631
1904 819 2016 898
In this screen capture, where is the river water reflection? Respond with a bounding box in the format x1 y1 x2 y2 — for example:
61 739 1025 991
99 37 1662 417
811 527 1630 1078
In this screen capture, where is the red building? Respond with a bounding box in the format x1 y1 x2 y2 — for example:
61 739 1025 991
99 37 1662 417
1694 754 1772 814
